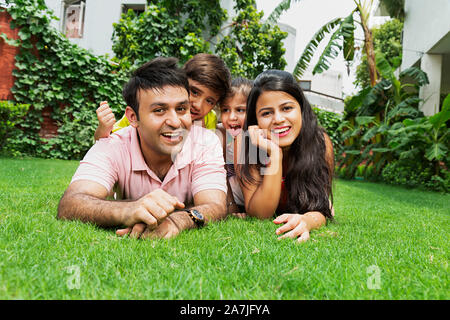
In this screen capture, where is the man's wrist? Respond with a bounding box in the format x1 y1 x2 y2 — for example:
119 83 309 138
170 211 196 230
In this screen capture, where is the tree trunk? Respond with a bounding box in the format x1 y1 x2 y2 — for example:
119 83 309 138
362 22 377 87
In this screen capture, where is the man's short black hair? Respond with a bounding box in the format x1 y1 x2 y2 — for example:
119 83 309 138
122 57 190 119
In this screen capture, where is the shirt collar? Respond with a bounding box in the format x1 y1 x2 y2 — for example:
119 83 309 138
130 126 151 172
130 126 193 178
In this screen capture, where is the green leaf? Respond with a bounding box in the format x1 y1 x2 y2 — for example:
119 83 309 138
0 32 20 47
355 116 375 126
292 17 342 79
18 29 30 40
425 143 447 161
312 12 356 74
342 14 355 61
400 67 429 87
372 148 391 153
362 126 379 142
375 51 394 80
428 94 450 129
263 0 294 29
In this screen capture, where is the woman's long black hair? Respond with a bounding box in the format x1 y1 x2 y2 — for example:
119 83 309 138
238 70 334 220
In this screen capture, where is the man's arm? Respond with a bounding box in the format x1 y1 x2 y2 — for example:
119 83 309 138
58 180 124 227
58 180 184 229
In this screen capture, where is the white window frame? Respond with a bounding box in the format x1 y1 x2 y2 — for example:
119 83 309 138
62 0 86 39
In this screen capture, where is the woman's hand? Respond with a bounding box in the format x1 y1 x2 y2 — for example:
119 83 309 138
248 125 281 156
273 213 311 243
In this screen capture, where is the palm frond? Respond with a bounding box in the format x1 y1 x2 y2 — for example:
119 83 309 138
342 13 356 61
292 17 342 79
399 67 429 87
262 0 293 30
312 12 355 75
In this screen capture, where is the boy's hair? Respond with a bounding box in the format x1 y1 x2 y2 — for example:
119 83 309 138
227 77 254 101
183 53 231 104
123 57 189 119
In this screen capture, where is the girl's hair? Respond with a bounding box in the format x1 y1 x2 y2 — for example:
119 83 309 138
238 70 334 220
227 77 254 101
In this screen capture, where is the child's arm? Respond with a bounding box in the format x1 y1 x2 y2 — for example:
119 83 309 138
94 101 116 141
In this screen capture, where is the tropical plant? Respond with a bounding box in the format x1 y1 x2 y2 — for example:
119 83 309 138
389 94 450 174
381 94 449 193
266 0 379 86
336 51 429 179
355 18 403 89
378 0 405 21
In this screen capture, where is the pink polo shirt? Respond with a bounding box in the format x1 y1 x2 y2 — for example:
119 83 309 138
71 125 226 202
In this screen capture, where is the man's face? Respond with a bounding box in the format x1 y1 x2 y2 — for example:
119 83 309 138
188 79 221 122
131 86 192 159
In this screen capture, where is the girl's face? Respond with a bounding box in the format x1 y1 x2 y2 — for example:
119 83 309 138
220 93 247 137
255 90 302 148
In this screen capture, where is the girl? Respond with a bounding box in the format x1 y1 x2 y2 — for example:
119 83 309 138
237 70 335 242
217 77 253 215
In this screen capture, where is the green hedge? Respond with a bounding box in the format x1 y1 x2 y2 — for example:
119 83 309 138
312 106 343 148
0 100 30 156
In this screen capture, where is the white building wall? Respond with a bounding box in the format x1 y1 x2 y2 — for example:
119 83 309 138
401 0 450 70
45 0 147 57
401 0 450 115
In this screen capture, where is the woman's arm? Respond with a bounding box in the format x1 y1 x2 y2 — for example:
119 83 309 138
237 126 284 219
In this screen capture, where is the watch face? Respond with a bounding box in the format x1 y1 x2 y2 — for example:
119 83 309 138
191 209 204 220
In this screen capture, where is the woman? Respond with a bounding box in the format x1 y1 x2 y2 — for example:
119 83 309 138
237 70 335 242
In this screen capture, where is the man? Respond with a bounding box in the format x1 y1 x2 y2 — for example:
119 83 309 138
58 57 227 239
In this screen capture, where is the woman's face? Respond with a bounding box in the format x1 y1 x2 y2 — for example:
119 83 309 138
255 90 302 148
220 92 247 137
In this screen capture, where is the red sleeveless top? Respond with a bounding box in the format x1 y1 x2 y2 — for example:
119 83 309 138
276 177 288 214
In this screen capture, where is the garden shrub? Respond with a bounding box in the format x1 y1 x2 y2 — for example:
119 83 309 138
0 100 30 156
111 1 226 69
312 106 343 148
381 161 449 193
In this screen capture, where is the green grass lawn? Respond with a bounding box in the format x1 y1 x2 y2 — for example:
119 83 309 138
0 157 448 300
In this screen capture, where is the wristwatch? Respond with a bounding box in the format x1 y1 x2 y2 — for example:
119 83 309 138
184 209 205 227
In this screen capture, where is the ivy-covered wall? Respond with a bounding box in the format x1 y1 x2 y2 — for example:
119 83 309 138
0 0 128 160
0 11 19 101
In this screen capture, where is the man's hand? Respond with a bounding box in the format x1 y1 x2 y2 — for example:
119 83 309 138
119 189 185 233
117 211 187 239
141 215 182 239
117 189 226 240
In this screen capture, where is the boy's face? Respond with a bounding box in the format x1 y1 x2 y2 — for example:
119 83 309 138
188 79 221 122
127 86 192 159
220 93 247 137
